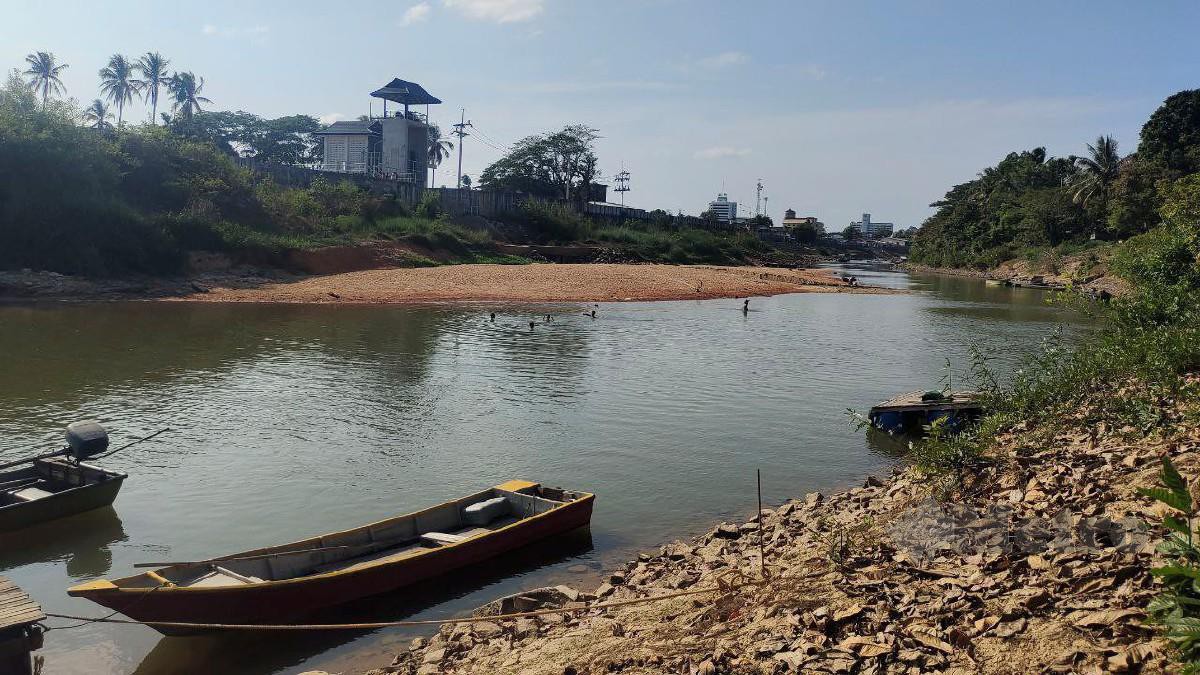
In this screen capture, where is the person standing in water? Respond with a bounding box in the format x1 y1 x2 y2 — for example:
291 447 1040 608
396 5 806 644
743 298 750 314
490 312 496 322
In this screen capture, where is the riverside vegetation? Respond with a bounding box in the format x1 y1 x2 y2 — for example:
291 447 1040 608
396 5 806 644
910 89 1200 279
0 68 773 279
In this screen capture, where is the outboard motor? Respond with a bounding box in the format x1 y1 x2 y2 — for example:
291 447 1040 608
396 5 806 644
65 420 109 462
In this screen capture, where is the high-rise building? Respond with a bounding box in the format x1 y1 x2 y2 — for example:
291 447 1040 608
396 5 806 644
707 193 737 223
851 213 894 238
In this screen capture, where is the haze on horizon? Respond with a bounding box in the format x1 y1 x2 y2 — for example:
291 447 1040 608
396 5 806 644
5 0 1197 230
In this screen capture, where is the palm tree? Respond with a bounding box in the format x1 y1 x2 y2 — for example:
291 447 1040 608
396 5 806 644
81 99 114 130
167 71 210 122
135 52 170 125
99 54 137 127
1071 135 1121 209
427 125 453 188
23 51 68 107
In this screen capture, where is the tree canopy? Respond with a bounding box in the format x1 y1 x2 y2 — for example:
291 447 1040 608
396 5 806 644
479 124 599 205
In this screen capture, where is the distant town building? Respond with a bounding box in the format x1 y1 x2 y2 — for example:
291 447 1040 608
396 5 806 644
781 209 822 228
314 77 441 184
851 213 895 239
707 193 738 223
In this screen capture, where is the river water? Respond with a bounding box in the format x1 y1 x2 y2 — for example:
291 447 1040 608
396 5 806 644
0 264 1088 674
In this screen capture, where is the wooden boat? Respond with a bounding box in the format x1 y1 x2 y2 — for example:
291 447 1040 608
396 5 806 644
0 458 126 533
69 480 593 634
868 390 982 435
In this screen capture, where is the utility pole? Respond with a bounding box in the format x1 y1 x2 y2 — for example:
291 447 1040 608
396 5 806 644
452 108 473 190
614 165 631 207
755 179 764 217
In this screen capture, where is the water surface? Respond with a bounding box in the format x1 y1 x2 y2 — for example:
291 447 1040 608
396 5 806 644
0 264 1086 674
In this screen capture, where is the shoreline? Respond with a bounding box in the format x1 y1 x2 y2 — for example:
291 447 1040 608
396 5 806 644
0 263 896 305
360 388 1177 675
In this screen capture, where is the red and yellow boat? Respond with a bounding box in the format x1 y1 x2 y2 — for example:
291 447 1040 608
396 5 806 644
68 480 593 634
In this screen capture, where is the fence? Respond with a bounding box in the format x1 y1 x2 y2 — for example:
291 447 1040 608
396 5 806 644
234 159 521 218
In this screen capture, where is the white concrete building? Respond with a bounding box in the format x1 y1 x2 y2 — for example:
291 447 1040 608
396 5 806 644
707 193 737 223
314 78 441 184
851 213 895 239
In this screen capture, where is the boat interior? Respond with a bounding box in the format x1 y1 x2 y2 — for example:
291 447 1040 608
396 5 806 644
131 483 587 589
0 459 120 509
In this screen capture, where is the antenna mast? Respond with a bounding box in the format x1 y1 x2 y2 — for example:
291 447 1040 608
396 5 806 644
755 179 764 217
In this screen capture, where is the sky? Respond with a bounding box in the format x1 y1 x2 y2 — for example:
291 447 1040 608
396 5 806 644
4 0 1200 229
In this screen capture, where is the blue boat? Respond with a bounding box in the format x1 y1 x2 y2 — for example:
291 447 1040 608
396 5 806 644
868 390 982 435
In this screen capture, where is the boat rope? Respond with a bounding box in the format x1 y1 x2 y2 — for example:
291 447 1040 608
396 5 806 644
42 585 164 632
43 575 775 632
87 428 171 461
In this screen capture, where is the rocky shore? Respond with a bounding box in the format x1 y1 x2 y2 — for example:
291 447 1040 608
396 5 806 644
904 258 1128 299
356 382 1198 674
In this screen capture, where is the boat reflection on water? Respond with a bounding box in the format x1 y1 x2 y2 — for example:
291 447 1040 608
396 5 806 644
0 507 127 578
132 526 595 675
863 426 913 460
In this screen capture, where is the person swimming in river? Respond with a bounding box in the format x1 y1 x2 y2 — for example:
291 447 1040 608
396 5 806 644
490 312 496 322
529 321 535 330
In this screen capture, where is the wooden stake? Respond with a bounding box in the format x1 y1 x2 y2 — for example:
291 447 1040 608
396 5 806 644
757 468 767 578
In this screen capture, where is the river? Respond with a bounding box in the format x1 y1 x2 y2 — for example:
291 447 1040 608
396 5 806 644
0 264 1088 674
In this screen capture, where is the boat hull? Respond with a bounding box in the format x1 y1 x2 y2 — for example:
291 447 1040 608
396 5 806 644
72 492 593 634
0 473 124 533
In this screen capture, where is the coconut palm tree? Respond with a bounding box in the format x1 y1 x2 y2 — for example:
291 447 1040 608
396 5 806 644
1072 135 1121 209
99 54 137 128
167 71 210 122
81 99 114 130
427 125 453 188
23 51 68 107
135 52 171 125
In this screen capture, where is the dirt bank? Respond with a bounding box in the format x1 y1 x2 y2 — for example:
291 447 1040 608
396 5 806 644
358 378 1195 674
905 255 1129 298
173 264 893 304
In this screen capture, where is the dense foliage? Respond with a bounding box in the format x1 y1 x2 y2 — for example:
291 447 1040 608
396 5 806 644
0 73 427 275
479 125 600 206
911 89 1200 269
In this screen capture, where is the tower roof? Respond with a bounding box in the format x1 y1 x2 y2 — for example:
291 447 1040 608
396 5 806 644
369 78 442 105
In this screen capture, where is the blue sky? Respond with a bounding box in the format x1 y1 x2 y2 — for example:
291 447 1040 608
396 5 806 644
4 0 1199 228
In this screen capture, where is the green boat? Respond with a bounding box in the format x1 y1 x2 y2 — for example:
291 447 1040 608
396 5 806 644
0 422 127 533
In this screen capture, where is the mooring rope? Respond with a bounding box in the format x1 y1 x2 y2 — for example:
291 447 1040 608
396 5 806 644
44 576 771 632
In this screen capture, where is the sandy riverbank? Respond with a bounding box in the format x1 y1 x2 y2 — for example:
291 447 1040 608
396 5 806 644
172 264 893 304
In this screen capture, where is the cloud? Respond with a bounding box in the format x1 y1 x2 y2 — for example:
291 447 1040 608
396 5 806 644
697 51 749 69
443 0 543 23
520 80 685 94
400 2 432 26
693 146 752 160
201 24 270 38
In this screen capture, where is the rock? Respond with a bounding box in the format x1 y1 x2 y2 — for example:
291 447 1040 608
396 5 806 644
714 523 741 539
566 564 589 573
422 648 446 664
595 582 615 598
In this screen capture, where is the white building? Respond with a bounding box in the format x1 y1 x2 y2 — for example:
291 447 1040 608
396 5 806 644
314 78 441 184
851 213 894 239
707 193 737 223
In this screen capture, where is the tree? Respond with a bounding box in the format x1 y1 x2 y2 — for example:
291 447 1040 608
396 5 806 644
460 174 472 188
1140 89 1200 174
168 71 210 122
173 110 320 164
135 52 170 125
99 54 137 128
789 220 825 243
479 124 599 206
427 124 453 188
842 225 861 240
23 51 68 107
81 99 114 131
1071 135 1121 214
